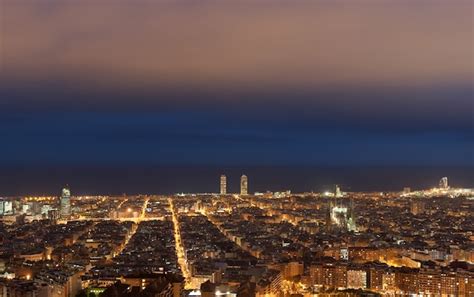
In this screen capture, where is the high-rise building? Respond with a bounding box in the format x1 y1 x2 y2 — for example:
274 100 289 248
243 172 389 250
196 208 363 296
48 209 60 223
439 177 448 189
347 270 367 289
0 199 13 216
4 201 13 215
335 185 343 198
220 175 227 195
240 175 248 195
60 186 71 217
347 198 357 232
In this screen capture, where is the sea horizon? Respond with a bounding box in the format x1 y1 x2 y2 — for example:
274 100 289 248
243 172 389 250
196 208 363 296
1 165 472 196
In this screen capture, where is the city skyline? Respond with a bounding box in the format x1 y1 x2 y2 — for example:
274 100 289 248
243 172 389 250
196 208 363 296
0 1 472 296
0 167 474 197
0 180 472 296
0 166 473 196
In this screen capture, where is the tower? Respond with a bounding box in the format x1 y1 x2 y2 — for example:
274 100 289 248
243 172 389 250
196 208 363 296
347 198 357 232
439 177 448 189
326 197 334 231
335 184 342 198
327 185 356 232
240 175 248 196
220 175 227 195
60 186 71 218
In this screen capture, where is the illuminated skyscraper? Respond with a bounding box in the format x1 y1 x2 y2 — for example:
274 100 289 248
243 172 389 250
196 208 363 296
220 175 227 195
347 198 357 232
240 175 248 195
439 177 448 189
60 186 71 217
0 199 13 215
335 185 343 198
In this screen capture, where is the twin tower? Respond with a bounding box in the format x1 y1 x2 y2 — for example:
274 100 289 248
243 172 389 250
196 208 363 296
220 174 248 196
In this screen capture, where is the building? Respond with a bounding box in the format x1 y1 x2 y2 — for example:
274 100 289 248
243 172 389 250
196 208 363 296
240 175 248 196
335 185 342 198
48 209 60 223
0 280 43 297
256 270 282 296
220 175 227 195
310 263 347 289
283 262 304 279
347 269 367 289
410 200 425 215
327 196 357 232
439 177 449 189
0 199 13 216
60 186 71 218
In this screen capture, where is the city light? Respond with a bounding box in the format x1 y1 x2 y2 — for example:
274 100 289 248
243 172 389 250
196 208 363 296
0 177 472 296
1 1 471 295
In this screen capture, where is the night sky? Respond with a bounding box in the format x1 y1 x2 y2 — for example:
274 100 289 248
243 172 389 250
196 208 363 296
0 1 472 194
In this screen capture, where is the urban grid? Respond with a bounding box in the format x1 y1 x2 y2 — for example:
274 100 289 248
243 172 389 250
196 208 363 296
0 176 473 296
1 1 472 297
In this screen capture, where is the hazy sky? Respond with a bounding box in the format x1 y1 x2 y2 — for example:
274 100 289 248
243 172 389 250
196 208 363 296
0 0 472 166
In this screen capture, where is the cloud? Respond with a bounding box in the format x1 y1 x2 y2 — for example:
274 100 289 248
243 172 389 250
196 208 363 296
0 110 472 166
0 1 472 167
2 0 472 90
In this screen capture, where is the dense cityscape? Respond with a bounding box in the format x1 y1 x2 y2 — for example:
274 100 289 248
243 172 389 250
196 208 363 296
0 175 472 297
1 2 472 296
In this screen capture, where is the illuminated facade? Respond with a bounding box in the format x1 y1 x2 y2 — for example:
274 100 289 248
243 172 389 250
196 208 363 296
410 200 425 215
327 185 357 232
220 175 227 195
335 184 342 198
439 177 449 189
0 199 13 215
60 186 71 217
347 269 367 289
240 175 248 196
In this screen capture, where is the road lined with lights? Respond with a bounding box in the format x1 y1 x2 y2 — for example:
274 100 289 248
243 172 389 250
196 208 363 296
168 198 192 289
116 197 149 256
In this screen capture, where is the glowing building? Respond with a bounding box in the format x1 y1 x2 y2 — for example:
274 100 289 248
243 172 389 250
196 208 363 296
347 270 367 289
327 185 356 232
60 186 71 217
335 185 343 198
0 199 13 215
240 175 248 196
411 200 425 215
439 177 449 189
220 175 227 195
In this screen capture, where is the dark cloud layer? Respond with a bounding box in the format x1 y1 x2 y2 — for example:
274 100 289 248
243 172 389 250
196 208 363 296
0 109 472 166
